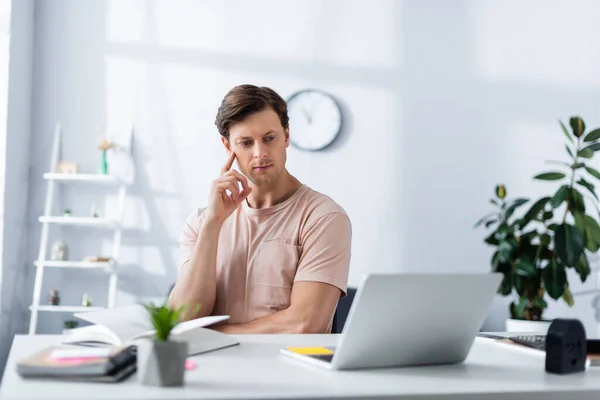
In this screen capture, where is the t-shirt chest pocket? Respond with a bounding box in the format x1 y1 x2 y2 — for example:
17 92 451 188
251 239 301 307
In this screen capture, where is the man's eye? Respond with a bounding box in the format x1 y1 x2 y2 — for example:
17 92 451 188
242 141 252 146
265 136 275 142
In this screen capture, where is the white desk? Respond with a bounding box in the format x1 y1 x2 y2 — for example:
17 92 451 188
2 333 600 400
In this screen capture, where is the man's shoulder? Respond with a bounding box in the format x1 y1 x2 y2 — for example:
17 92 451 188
300 186 349 222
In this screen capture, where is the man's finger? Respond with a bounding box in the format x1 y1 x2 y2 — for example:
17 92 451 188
216 181 239 201
227 170 250 191
236 187 252 204
220 151 236 175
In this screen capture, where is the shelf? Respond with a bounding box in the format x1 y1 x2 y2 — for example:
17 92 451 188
38 216 120 228
44 173 123 185
30 305 105 313
34 260 114 271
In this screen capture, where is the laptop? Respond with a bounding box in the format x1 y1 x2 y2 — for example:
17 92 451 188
280 272 502 370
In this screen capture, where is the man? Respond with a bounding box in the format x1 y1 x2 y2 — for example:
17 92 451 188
168 84 351 334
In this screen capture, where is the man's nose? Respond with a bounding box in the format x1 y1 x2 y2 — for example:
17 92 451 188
253 143 268 159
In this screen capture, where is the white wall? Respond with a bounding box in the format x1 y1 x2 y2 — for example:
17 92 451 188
22 0 600 334
0 0 34 377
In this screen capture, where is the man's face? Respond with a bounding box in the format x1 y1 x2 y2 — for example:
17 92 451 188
224 107 289 187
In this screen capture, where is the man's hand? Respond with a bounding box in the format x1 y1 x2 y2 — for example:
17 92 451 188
204 152 252 224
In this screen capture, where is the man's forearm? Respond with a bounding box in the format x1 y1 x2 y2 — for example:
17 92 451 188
168 219 222 319
212 306 328 334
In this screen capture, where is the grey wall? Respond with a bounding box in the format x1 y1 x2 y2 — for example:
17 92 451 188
0 0 34 378
15 0 600 336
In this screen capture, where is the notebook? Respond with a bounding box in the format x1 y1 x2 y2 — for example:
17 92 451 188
17 345 137 382
62 305 239 356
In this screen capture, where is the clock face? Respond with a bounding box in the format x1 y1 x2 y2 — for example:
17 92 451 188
287 89 342 151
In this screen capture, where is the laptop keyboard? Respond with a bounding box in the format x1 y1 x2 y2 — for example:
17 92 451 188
508 335 546 351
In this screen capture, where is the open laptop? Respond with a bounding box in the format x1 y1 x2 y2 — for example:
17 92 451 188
280 272 502 370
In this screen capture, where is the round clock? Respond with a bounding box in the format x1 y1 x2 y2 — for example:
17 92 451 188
287 89 342 151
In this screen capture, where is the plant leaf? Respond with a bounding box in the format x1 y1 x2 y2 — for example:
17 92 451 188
542 257 567 300
513 274 526 297
545 160 570 168
577 177 598 201
575 253 591 283
560 119 574 144
584 215 600 252
554 224 585 267
495 184 506 199
520 197 551 228
490 199 499 206
578 147 594 159
586 166 600 180
571 188 586 212
515 260 537 277
505 198 529 221
496 223 509 240
584 128 600 142
562 284 574 307
498 240 513 263
475 212 496 228
485 219 498 228
570 116 586 137
534 295 548 310
534 172 566 181
515 297 528 318
485 231 499 245
498 272 513 296
550 185 569 209
574 211 586 239
565 144 574 158
580 142 600 154
571 163 585 169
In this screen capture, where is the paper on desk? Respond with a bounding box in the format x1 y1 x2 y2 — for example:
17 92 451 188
50 347 112 360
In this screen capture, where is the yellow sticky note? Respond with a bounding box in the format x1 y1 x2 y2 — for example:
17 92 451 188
286 347 334 355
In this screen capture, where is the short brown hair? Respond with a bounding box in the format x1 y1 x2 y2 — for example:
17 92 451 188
215 84 289 140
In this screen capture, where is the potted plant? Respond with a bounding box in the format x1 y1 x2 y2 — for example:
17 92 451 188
476 116 600 333
137 301 198 387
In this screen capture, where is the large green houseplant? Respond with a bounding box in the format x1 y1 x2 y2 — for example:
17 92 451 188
476 116 600 326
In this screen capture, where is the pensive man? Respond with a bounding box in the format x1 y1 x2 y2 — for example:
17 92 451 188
168 84 351 333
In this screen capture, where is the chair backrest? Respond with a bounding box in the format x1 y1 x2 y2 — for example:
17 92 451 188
332 287 357 334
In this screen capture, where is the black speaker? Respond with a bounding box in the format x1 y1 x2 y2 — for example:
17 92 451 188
545 318 587 374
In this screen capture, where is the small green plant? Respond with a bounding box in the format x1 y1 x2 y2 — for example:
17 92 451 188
476 116 600 321
63 320 79 330
144 302 200 341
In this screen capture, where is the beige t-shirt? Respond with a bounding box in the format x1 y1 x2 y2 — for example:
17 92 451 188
179 184 351 326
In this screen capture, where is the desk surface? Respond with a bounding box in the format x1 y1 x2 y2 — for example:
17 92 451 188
2 333 600 400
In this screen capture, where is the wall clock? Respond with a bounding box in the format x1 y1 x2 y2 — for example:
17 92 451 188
287 89 342 151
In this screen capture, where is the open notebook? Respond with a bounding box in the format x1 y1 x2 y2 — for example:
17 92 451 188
62 305 239 356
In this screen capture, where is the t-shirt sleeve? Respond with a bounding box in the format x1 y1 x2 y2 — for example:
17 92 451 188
179 209 203 269
294 212 352 296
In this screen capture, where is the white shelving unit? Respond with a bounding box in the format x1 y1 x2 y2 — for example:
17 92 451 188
43 173 124 184
28 123 133 335
38 216 121 228
30 306 106 313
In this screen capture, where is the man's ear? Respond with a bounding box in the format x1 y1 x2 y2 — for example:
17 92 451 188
221 136 232 153
284 128 290 148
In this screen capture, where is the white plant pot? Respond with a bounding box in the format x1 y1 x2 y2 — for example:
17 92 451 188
505 318 552 334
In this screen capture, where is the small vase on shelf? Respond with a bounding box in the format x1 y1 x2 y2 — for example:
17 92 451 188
98 139 114 175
